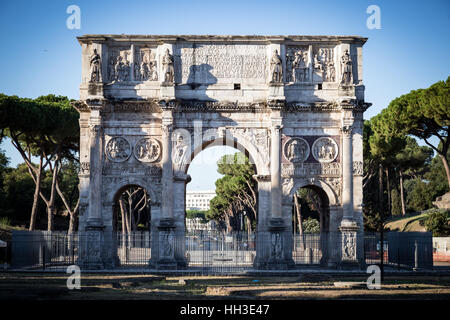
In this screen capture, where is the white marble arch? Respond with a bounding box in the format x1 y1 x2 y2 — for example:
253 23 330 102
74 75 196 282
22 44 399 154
176 130 270 176
287 177 338 207
106 176 160 205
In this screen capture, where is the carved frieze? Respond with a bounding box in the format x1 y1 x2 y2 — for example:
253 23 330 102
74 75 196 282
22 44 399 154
160 231 175 259
283 137 310 163
173 133 188 165
102 163 162 176
281 162 341 177
80 162 90 175
227 127 270 157
341 231 357 261
105 137 131 162
282 177 294 196
134 47 158 81
107 47 131 82
134 137 161 163
353 161 363 176
313 47 335 82
270 232 284 260
311 137 338 163
324 177 342 204
285 46 310 83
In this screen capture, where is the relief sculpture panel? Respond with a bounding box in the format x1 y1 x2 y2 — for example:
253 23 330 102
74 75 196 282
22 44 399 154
175 44 267 84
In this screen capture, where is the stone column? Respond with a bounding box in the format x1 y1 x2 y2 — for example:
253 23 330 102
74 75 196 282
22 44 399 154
341 125 354 225
80 100 105 269
161 112 174 221
270 123 282 221
87 104 104 228
157 106 177 269
339 123 359 268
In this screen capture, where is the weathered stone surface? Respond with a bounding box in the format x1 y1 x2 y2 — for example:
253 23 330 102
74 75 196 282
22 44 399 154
76 35 370 269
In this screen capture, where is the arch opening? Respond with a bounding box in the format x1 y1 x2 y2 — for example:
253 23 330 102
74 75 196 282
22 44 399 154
112 184 152 233
291 185 330 265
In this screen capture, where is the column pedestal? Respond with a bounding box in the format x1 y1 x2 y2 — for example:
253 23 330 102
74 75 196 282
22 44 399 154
339 224 360 269
155 218 178 270
79 226 105 270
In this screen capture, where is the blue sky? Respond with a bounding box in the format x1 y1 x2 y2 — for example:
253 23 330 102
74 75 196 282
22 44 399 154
0 0 449 190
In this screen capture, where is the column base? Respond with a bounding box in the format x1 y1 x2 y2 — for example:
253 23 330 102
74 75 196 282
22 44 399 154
267 83 285 101
339 221 360 269
78 226 105 270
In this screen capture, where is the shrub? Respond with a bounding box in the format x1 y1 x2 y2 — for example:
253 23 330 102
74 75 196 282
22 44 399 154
0 216 11 227
302 217 320 233
424 209 450 236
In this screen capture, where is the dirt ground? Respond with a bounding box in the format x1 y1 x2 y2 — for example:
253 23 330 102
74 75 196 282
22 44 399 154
0 272 449 300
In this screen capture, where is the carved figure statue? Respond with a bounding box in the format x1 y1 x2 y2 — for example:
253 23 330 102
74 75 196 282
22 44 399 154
271 233 283 260
89 49 102 82
340 49 353 85
162 49 174 83
270 49 283 83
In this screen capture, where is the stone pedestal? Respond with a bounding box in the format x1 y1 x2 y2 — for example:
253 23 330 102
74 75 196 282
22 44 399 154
79 226 105 270
160 83 175 100
339 222 360 269
267 83 285 101
155 218 178 270
87 82 104 97
263 219 295 270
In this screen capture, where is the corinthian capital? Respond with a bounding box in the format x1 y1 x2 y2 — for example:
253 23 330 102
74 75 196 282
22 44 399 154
89 124 101 136
340 125 353 137
162 123 173 137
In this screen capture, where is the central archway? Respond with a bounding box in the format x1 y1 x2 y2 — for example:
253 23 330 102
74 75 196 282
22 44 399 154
173 133 264 271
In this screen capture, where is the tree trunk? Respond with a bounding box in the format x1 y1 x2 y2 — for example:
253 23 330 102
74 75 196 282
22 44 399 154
385 167 391 217
294 193 305 250
46 159 61 231
29 160 43 231
439 154 450 189
378 164 384 230
399 170 406 216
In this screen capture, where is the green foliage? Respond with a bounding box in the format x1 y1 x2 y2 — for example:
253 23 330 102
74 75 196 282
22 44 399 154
1 163 37 222
186 210 207 223
391 188 402 216
208 152 256 232
302 217 320 233
405 178 434 212
424 209 450 236
0 216 11 227
383 77 450 187
425 147 450 199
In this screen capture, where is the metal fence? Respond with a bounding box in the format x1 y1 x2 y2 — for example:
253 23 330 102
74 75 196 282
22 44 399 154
185 231 256 274
10 230 434 272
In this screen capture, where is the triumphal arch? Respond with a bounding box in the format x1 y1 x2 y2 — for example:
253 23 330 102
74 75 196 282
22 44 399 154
74 35 370 270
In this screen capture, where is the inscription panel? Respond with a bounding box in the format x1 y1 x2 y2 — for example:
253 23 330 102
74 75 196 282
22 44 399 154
174 44 267 84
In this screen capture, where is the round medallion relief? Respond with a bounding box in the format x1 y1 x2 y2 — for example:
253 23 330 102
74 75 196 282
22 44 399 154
284 137 310 163
134 137 161 163
105 137 131 162
311 137 338 163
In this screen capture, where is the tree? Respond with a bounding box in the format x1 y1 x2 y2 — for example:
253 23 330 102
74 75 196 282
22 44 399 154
208 152 257 233
424 209 450 236
0 94 79 230
385 77 450 188
393 137 433 215
1 164 37 223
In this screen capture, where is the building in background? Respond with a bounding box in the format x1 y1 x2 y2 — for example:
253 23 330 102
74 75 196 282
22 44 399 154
186 190 216 211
